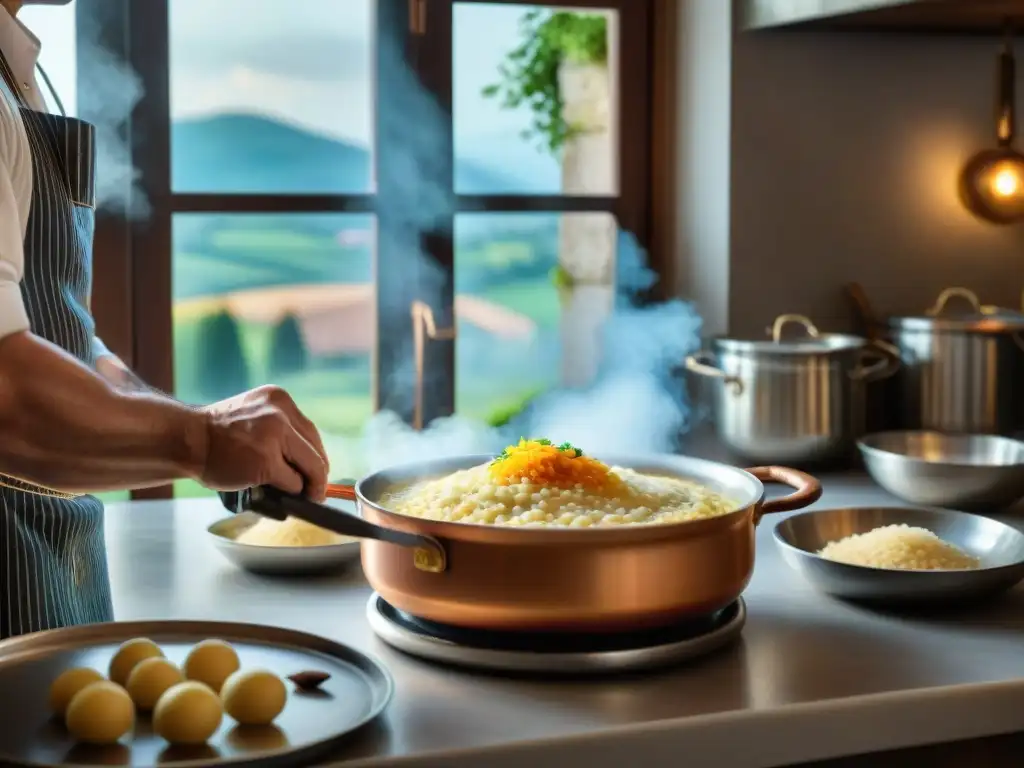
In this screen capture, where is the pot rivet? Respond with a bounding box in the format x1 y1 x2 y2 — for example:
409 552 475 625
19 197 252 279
414 548 445 573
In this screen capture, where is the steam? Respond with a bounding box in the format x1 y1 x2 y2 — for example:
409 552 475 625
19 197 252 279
361 228 703 471
358 36 704 471
75 10 148 219
363 36 704 471
373 30 452 412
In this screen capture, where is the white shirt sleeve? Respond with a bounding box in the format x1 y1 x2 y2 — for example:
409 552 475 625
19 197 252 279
0 94 29 341
92 336 112 359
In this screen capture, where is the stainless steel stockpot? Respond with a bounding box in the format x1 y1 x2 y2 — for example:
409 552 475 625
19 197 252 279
686 314 901 465
885 287 1024 436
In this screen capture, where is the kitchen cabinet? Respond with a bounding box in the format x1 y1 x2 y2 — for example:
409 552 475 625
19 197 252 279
739 0 1024 35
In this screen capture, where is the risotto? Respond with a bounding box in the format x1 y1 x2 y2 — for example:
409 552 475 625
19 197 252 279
818 524 980 571
378 438 736 527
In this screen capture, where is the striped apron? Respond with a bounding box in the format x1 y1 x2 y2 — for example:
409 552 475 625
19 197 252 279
0 48 113 638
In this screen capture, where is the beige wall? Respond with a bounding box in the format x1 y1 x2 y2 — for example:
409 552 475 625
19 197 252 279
667 1 1024 338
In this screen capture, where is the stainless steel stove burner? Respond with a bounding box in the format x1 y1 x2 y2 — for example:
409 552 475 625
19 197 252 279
366 594 746 675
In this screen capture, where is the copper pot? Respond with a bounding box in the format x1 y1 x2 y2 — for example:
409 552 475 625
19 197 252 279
325 454 821 632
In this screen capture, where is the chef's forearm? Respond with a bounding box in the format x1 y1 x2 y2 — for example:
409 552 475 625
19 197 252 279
0 331 209 492
95 352 155 395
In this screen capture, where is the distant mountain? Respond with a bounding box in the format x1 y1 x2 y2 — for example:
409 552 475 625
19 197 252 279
456 133 561 193
169 113 564 302
171 113 546 195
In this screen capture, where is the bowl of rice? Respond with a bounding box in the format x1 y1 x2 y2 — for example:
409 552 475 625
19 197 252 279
208 507 360 576
773 506 1024 605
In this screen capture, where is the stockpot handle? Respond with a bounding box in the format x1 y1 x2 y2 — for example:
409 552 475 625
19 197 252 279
684 351 744 396
851 339 902 382
745 467 823 524
926 287 981 317
769 314 820 342
251 483 447 573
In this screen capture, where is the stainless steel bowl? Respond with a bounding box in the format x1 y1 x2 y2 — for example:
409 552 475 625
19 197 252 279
858 431 1024 510
774 506 1024 605
208 511 361 576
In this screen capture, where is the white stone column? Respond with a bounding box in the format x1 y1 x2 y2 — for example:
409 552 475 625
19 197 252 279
556 10 618 388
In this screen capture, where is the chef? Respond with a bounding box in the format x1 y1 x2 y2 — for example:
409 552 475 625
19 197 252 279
0 0 329 639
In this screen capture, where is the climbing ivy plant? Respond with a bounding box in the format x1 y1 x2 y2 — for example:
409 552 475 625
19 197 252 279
481 10 608 157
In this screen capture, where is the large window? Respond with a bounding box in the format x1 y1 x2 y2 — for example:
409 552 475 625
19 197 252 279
166 0 377 495
75 0 652 499
449 3 643 426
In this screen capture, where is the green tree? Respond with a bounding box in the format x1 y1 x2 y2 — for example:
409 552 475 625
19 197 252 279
196 309 250 402
268 312 308 378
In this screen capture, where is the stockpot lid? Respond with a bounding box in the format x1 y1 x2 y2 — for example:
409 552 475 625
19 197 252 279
888 287 1024 333
712 314 867 355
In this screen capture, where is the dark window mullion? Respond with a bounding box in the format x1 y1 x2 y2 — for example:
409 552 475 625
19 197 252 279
456 194 616 213
127 0 173 500
375 0 456 426
613 1 654 275
171 194 612 215
169 194 376 214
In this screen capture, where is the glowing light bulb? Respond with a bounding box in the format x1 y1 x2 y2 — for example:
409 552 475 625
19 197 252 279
992 166 1021 197
959 150 1024 223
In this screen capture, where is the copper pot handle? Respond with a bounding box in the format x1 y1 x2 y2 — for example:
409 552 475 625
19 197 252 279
746 466 823 523
326 483 357 501
323 481 447 573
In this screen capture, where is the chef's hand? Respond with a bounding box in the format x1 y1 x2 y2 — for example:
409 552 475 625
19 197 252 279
196 385 330 501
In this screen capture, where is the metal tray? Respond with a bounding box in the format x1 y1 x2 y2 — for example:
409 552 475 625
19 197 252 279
0 620 393 767
208 512 362 576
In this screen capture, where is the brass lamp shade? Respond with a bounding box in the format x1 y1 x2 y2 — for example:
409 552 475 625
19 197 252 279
961 26 1024 225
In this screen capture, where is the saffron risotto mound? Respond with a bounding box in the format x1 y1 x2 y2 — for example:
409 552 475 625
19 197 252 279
378 439 736 527
818 524 980 571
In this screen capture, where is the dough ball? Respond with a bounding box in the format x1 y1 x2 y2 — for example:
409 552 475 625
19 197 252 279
108 638 163 686
49 667 105 716
183 639 240 692
65 681 135 745
221 669 287 726
126 657 184 712
153 681 223 745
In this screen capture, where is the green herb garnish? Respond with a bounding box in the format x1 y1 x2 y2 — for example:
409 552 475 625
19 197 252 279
491 437 583 465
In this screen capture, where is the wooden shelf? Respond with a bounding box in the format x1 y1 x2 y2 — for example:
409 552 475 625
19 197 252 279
740 0 1024 35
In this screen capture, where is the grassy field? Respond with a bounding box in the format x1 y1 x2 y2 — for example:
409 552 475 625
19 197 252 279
169 298 556 498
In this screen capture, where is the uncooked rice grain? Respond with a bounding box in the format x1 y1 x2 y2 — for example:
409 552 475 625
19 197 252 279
818 524 979 570
237 516 352 547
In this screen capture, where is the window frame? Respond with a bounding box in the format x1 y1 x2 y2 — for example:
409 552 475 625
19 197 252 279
81 0 654 500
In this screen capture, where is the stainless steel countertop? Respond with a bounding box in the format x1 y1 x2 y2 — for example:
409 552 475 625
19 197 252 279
100 475 1024 768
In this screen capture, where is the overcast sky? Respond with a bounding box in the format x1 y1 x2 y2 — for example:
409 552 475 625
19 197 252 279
23 0 545 147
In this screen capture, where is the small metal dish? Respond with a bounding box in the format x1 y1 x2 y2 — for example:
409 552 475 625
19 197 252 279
774 506 1024 605
858 431 1024 510
208 510 361 576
